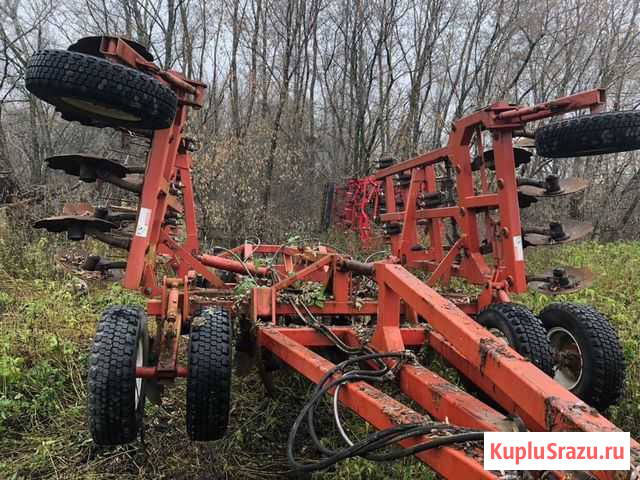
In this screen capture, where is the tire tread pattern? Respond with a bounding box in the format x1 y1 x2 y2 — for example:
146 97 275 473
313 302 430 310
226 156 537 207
539 302 625 410
535 111 640 158
88 305 145 445
478 303 555 376
26 49 177 130
186 308 232 441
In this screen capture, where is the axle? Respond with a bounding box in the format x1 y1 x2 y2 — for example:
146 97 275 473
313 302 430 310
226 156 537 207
199 253 271 276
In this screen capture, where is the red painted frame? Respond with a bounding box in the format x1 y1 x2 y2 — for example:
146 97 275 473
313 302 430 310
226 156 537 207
375 89 607 314
68 38 638 479
331 176 382 246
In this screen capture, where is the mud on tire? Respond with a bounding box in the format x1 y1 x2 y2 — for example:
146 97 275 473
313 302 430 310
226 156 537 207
88 305 148 445
186 308 233 441
462 303 554 406
26 49 177 130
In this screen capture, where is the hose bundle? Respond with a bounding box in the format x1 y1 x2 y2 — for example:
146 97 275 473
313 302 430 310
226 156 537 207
284 311 483 472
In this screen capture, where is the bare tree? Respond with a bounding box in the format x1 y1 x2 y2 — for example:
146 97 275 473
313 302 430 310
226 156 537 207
1 0 640 239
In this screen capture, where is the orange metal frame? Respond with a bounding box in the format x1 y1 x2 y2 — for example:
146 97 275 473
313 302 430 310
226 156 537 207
98 39 637 478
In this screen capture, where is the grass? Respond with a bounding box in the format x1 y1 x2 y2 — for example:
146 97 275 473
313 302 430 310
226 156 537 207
516 241 640 436
0 236 638 479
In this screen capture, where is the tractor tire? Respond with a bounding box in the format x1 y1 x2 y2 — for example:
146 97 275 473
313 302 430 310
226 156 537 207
535 110 640 157
186 308 233 441
25 49 177 130
476 303 554 376
88 305 148 445
538 302 625 411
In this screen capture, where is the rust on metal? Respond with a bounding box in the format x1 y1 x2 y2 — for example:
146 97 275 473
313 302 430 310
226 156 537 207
478 337 518 374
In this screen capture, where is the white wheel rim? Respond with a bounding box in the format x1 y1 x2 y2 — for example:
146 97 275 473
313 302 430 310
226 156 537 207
135 337 143 408
547 326 583 390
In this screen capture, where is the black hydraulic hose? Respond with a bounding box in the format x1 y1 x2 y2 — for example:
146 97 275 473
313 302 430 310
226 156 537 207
292 301 362 355
286 299 483 472
289 352 407 467
291 301 389 370
307 370 390 455
370 431 484 461
304 349 412 457
309 371 466 460
290 371 482 471
288 350 482 472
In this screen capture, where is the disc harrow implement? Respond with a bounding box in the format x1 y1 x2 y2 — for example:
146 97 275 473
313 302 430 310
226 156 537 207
324 176 383 246
26 36 637 479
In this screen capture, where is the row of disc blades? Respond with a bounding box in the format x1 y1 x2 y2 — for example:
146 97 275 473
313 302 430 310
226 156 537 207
383 142 596 295
34 153 147 271
480 144 595 295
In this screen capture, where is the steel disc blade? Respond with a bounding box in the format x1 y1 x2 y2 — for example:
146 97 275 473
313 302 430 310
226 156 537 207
514 137 535 148
33 215 116 233
528 267 594 295
472 147 533 171
46 153 129 179
524 221 593 246
108 205 138 213
519 177 589 198
518 192 538 209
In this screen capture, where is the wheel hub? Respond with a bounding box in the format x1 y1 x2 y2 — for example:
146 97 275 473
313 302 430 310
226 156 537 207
135 337 143 408
547 326 583 390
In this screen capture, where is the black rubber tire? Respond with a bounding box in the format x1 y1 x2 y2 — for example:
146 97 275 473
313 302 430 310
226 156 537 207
88 305 148 445
186 308 233 441
535 111 640 157
25 49 177 130
538 302 625 410
476 303 554 376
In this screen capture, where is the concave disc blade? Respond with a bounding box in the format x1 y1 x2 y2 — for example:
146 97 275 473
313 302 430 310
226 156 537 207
33 215 116 233
519 177 589 198
528 267 594 295
46 153 129 179
524 221 593 246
